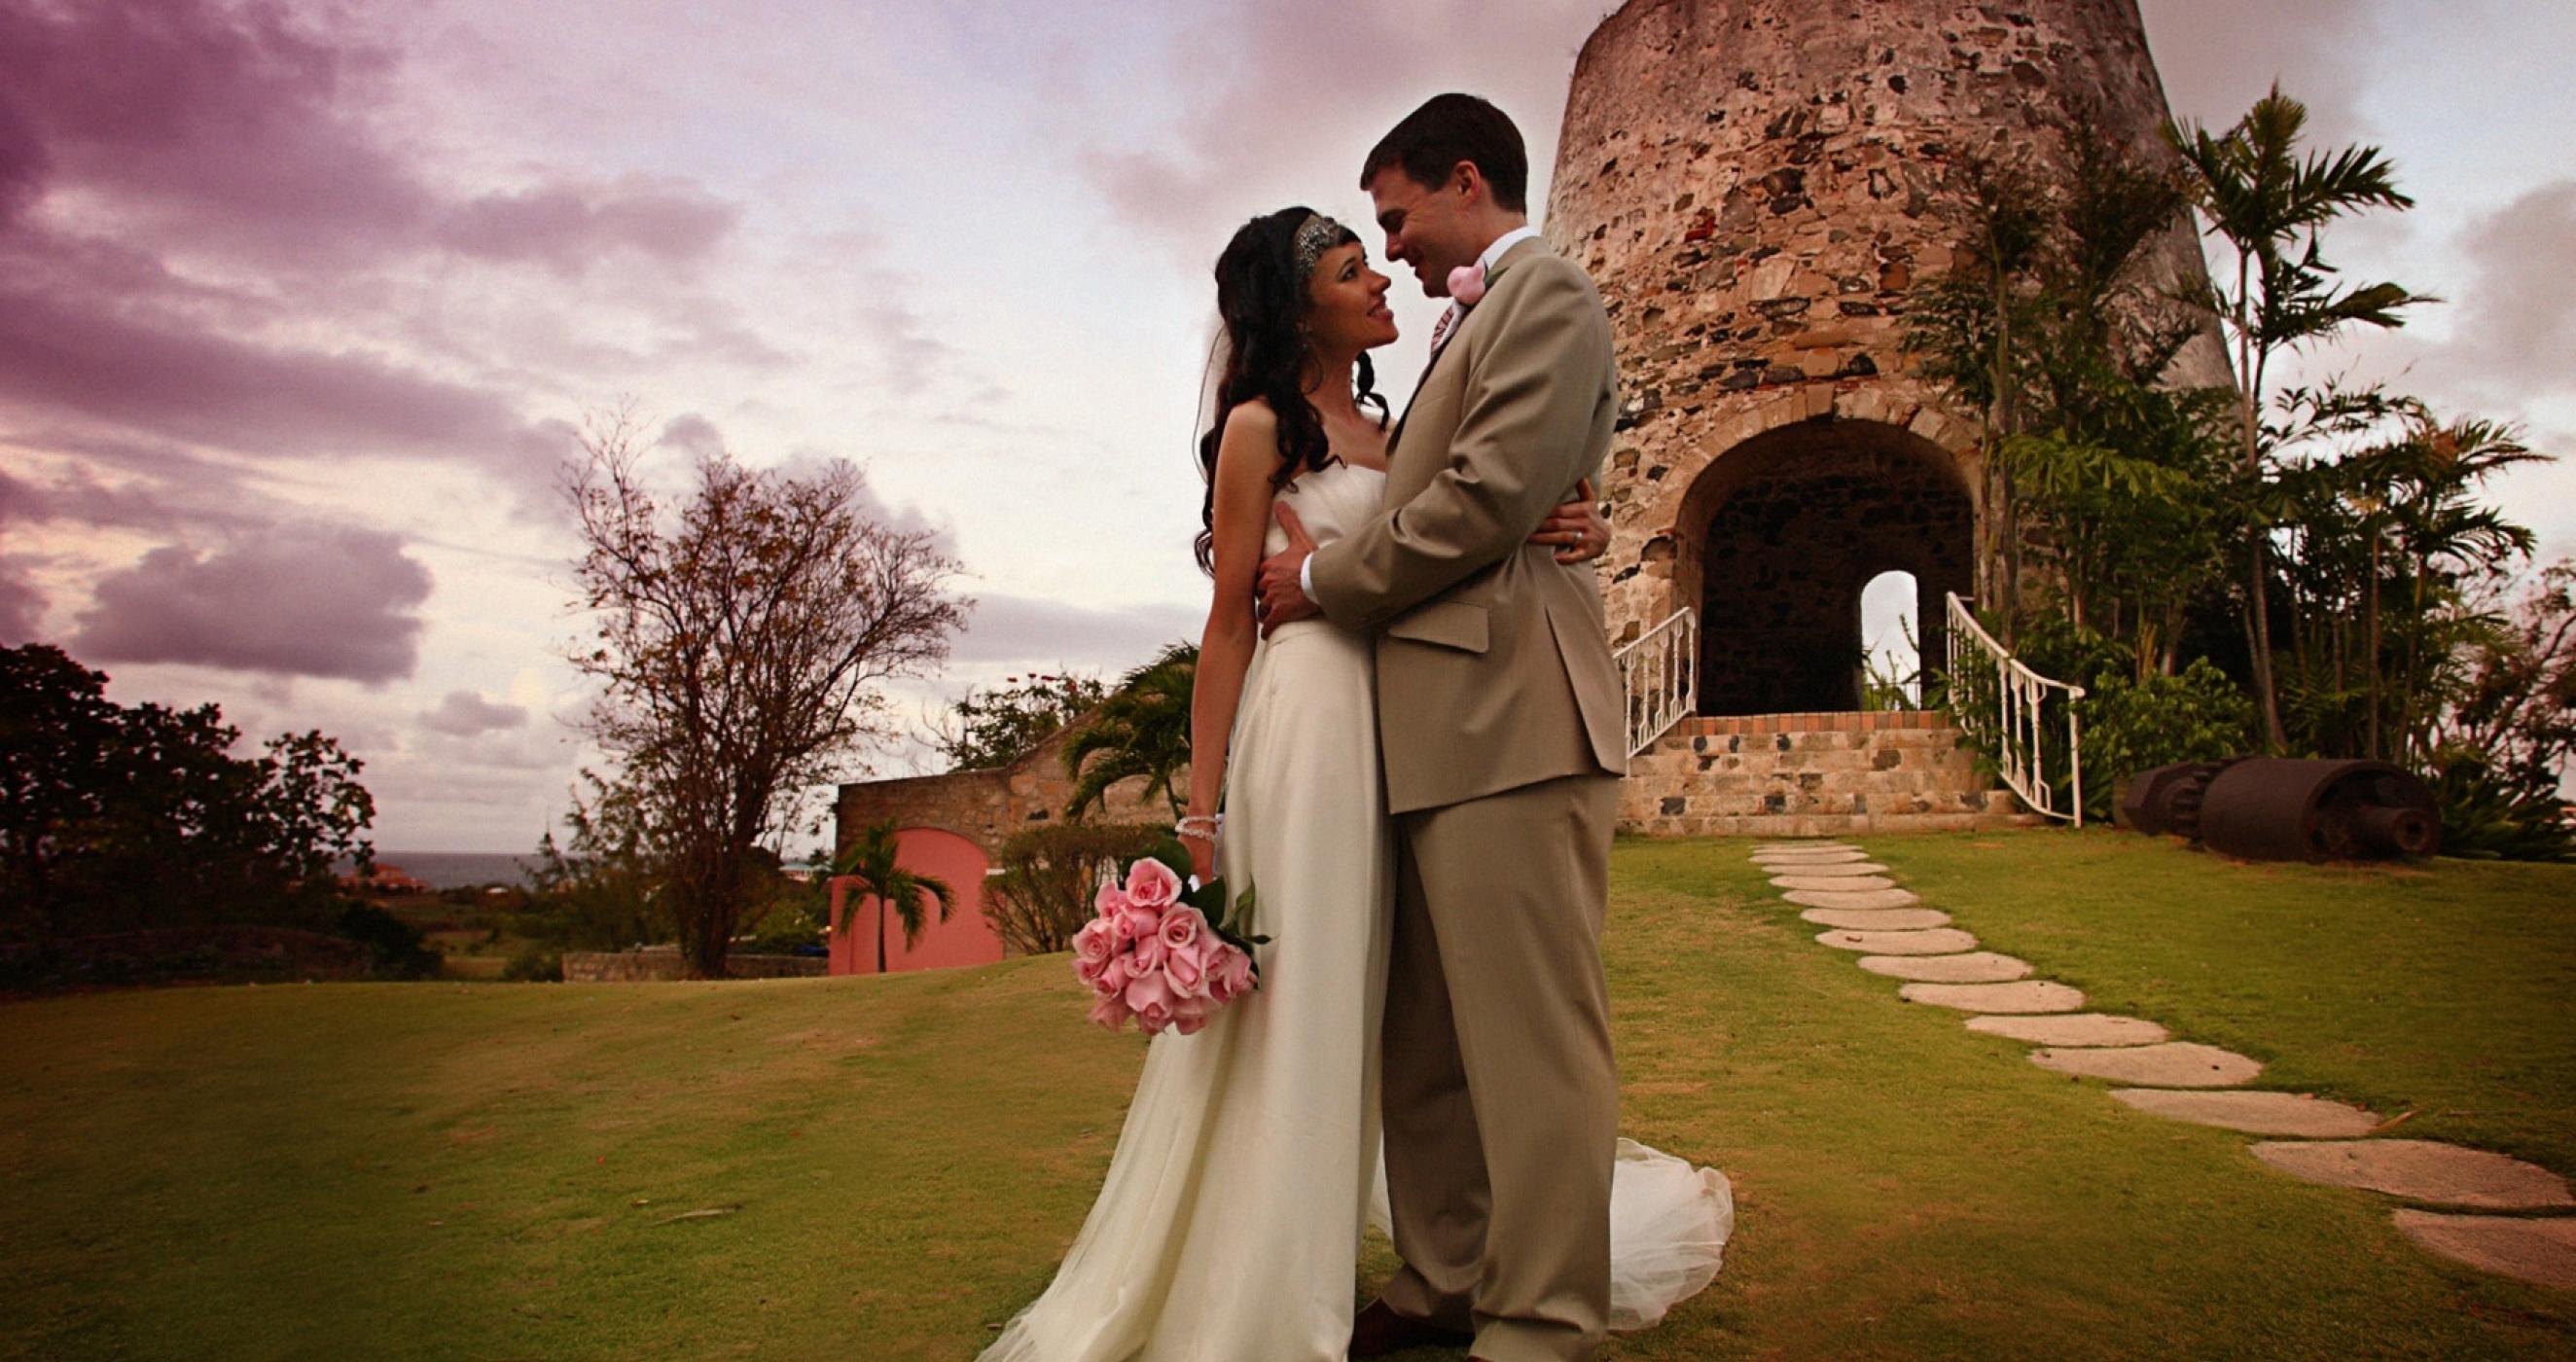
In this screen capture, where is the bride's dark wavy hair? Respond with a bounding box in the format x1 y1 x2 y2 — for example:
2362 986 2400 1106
1193 206 1387 574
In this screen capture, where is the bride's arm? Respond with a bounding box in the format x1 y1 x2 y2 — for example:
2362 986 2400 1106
1181 403 1284 883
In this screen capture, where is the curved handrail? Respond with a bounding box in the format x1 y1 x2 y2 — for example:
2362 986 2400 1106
1944 592 2087 826
1615 607 1698 757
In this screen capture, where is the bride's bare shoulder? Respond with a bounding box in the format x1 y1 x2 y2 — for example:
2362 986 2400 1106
1216 400 1290 476
1223 397 1278 437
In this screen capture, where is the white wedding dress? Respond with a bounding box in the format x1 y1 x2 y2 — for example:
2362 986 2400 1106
980 462 1732 1362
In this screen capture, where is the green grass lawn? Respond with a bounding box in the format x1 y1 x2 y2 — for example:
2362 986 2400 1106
4 833 2571 1360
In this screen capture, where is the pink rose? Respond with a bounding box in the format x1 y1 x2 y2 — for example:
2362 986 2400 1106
1130 932 1167 975
1158 906 1204 954
1097 955 1131 997
1087 993 1128 1032
1163 940 1206 999
1073 918 1113 974
1168 993 1213 1036
1095 880 1130 920
1126 969 1175 1034
1209 944 1256 1001
1125 857 1182 911
1448 261 1487 305
1121 904 1162 948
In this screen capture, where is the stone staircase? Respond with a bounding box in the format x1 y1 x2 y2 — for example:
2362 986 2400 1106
1619 710 2042 838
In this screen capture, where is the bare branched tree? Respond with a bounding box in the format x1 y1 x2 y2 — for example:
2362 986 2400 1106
563 410 970 977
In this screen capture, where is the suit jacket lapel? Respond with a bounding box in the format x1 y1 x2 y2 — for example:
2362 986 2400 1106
1384 236 1550 476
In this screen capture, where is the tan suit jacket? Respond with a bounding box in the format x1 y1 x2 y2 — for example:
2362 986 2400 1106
1310 236 1627 813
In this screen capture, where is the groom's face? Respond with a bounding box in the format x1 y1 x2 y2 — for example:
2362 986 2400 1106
1366 163 1470 299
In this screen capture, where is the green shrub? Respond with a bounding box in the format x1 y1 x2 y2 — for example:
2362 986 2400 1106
2076 659 2259 823
984 821 1169 956
502 944 564 982
1937 611 2260 825
2430 761 2576 862
335 902 442 980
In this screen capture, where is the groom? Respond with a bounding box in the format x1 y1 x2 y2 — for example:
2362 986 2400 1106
1256 93 1627 1362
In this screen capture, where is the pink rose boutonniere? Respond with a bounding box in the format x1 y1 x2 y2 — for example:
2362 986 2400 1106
1447 261 1487 306
1070 832 1268 1037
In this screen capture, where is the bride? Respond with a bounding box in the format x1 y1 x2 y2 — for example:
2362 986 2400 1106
979 207 1730 1361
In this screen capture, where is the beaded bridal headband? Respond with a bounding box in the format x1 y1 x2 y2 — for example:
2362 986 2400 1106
1292 212 1357 283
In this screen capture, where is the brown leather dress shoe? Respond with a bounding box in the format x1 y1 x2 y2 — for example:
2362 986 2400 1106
1348 1298 1475 1358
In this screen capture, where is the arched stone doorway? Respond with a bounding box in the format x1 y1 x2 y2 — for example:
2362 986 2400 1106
1669 418 1973 716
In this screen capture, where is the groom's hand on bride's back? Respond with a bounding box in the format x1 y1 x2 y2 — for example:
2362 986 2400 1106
1255 501 1321 637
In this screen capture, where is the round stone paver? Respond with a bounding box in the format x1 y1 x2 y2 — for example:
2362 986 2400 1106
1757 860 1890 878
1799 907 1953 931
2109 1089 2379 1137
2392 1210 2576 1292
1898 980 2087 1014
1784 887 1923 911
2250 1140 2576 1210
1857 951 2033 984
2031 1041 2262 1088
1815 927 1981 955
1772 874 1901 893
1966 1014 2173 1047
1753 854 1871 870
1753 842 1858 852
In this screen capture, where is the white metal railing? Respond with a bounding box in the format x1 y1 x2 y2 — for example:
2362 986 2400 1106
1944 592 2087 826
1615 608 1698 756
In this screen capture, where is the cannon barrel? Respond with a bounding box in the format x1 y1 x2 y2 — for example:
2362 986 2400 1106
2119 760 2233 839
2195 759 2441 862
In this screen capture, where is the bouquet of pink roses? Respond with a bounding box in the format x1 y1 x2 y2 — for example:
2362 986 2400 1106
1071 848 1266 1036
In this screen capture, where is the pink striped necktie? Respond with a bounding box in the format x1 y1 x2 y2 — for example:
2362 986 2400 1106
1428 303 1464 355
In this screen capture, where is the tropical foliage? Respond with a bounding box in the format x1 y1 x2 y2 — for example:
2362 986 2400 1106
929 670 1108 771
1061 643 1197 820
829 818 956 973
0 643 377 943
1910 90 2566 854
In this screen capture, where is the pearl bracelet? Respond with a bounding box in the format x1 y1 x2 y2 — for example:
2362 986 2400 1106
1176 814 1223 841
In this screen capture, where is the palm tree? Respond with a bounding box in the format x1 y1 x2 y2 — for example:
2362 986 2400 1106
2166 85 2425 751
1061 642 1196 820
830 818 955 974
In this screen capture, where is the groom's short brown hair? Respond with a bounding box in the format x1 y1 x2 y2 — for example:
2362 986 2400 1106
1362 93 1528 214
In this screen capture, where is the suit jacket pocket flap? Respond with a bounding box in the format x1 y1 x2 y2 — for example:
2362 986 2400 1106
1383 601 1489 654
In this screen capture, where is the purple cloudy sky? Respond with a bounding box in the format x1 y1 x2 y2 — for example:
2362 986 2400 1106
5 0 2572 851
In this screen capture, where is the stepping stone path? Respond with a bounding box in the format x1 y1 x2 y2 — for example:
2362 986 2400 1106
1746 839 2576 1294
1771 874 1902 892
1783 887 1922 911
2392 1211 2576 1293
1966 1014 2170 1047
2031 1042 2263 1088
1898 980 2087 1014
1759 861 1890 878
1815 927 1980 955
1798 907 1952 931
2109 1090 2379 1138
2249 1140 2576 1210
1857 951 2032 984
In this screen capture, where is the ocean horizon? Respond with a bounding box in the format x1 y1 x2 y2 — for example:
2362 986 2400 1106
338 851 536 890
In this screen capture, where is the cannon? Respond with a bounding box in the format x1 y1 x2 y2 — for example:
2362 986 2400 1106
2191 758 2440 862
2117 759 2236 840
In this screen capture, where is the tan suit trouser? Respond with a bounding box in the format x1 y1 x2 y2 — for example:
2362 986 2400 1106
1378 771 1620 1362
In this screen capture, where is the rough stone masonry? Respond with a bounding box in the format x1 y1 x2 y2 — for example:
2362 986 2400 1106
1545 0 2230 712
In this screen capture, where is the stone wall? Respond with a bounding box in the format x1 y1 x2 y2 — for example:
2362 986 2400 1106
560 946 827 982
1623 710 2035 837
1547 0 2229 661
834 719 1176 861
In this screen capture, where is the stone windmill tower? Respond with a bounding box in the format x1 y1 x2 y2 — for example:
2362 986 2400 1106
1546 0 2227 835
